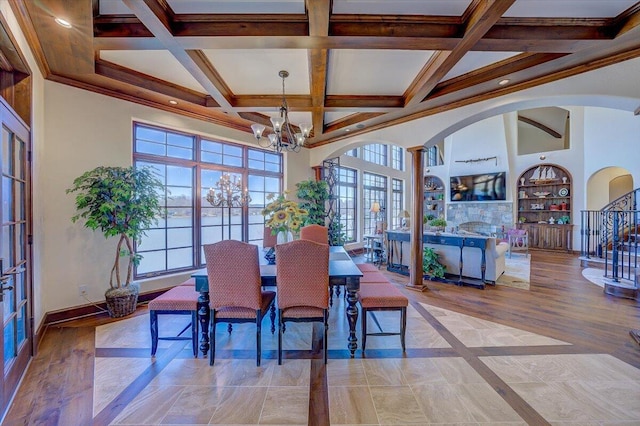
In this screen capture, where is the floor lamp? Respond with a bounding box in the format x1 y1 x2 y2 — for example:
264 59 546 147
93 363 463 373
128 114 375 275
206 173 251 240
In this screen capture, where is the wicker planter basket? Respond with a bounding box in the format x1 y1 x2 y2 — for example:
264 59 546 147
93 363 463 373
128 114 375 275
105 284 139 318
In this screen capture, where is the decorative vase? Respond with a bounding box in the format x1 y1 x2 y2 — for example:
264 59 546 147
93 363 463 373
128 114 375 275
277 230 294 244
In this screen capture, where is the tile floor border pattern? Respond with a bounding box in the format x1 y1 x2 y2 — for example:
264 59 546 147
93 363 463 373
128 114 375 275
86 297 627 426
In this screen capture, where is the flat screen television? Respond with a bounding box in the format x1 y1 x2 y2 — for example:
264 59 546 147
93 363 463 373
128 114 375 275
450 172 506 202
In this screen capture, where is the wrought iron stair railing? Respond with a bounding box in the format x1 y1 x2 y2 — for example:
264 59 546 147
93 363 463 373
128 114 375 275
580 188 640 292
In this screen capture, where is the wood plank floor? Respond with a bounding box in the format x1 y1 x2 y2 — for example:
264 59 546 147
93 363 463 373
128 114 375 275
3 250 639 425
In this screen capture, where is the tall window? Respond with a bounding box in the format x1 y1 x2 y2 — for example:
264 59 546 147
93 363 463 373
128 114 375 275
363 172 387 235
133 123 282 278
336 167 357 243
391 178 404 229
361 143 388 166
426 145 441 167
391 146 404 171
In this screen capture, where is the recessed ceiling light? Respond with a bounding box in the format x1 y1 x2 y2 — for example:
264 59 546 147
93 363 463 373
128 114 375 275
345 128 350 132
498 79 510 86
356 123 365 129
168 100 178 105
54 18 72 28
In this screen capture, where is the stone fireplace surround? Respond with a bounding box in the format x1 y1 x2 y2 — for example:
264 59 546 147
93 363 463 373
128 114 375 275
446 202 513 235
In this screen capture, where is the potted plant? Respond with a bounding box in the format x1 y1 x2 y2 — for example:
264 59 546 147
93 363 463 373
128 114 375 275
296 179 329 226
423 247 446 279
429 217 447 232
262 191 308 243
66 166 164 318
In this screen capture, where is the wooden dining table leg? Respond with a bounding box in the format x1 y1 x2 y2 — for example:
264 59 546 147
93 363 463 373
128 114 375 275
345 279 360 357
197 290 210 356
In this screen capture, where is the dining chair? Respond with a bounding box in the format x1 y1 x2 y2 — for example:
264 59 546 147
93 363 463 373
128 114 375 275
204 240 276 366
275 239 330 364
299 224 329 245
507 228 529 258
263 226 277 249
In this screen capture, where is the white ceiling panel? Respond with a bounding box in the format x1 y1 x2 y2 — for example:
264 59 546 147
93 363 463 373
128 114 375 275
99 50 206 93
327 50 435 95
99 0 132 15
325 112 356 124
201 49 310 95
504 0 637 18
442 52 521 82
332 0 472 16
166 0 305 14
99 0 305 15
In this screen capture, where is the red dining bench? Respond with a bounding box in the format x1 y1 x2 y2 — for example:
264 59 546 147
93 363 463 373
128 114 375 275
358 282 409 353
148 282 199 357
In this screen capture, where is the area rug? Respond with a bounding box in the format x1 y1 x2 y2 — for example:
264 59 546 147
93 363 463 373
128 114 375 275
496 254 530 290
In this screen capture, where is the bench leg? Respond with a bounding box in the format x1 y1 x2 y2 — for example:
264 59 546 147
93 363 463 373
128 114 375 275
401 307 407 352
150 310 158 356
191 311 198 357
361 308 367 352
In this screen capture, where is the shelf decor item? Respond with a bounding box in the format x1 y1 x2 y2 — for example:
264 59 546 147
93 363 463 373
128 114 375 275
558 187 569 197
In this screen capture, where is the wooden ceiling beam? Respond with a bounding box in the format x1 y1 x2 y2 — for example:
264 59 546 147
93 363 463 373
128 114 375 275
94 13 611 53
404 0 516 107
120 0 236 114
517 115 562 138
325 95 404 109
306 0 330 137
20 0 94 75
428 53 567 99
95 59 208 106
324 113 385 133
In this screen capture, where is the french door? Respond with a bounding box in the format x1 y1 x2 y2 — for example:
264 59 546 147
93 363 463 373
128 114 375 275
0 98 31 415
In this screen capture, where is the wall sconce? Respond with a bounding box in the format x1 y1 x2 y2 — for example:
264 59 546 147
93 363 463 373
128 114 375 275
539 154 546 160
425 168 431 174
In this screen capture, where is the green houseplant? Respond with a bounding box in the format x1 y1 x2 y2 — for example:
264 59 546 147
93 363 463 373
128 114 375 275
296 179 329 226
67 166 164 317
428 217 447 231
423 247 446 279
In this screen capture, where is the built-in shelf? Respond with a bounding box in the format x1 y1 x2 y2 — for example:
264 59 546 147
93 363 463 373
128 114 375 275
516 163 573 251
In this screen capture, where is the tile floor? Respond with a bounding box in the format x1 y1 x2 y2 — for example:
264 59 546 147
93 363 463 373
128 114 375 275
92 282 640 425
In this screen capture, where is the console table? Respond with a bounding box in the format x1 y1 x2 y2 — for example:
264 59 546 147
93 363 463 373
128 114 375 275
386 230 488 289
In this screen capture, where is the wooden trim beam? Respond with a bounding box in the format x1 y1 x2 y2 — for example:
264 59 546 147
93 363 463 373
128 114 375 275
120 0 237 114
405 0 517 107
306 0 331 137
323 113 385 133
518 115 562 138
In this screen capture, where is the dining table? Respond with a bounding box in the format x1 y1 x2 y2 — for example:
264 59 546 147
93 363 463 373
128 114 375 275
191 246 364 358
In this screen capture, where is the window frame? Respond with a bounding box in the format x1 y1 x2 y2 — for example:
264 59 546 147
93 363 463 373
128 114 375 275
133 122 282 279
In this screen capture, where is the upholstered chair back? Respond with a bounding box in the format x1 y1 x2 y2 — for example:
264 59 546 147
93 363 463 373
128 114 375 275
275 239 329 310
263 226 278 248
299 224 329 245
203 240 262 310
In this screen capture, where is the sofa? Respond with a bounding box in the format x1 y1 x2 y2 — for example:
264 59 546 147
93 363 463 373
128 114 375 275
425 234 508 283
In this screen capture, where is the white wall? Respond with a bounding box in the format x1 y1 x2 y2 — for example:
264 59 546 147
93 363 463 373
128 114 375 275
43 81 299 313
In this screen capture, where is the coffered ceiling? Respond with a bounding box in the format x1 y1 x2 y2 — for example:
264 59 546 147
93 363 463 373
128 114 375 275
9 0 640 148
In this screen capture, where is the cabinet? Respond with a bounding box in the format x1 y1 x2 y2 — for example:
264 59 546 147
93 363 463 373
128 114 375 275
424 175 445 218
516 164 572 251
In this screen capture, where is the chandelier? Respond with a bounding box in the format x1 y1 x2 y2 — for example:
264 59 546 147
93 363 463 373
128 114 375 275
250 70 312 153
206 173 251 240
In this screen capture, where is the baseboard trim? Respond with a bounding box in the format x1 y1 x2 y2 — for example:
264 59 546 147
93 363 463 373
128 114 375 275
42 288 169 326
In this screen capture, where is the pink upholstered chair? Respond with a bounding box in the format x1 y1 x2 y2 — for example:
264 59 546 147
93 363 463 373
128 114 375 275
263 226 277 248
204 240 276 366
275 240 330 364
299 224 329 245
506 228 529 258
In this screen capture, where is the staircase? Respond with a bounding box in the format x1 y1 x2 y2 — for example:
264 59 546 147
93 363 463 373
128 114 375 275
580 189 640 300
